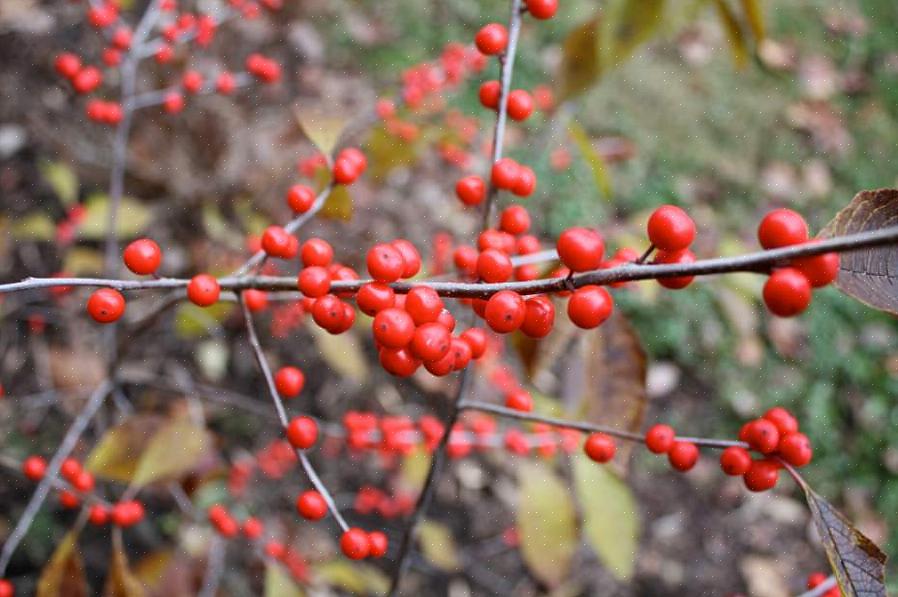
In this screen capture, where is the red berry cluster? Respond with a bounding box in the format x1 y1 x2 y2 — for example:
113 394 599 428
757 209 839 317
728 407 812 491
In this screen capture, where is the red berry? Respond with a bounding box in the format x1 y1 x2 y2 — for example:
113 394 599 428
763 268 812 317
59 490 80 509
668 441 699 471
806 572 828 590
163 91 185 114
449 337 473 371
512 165 536 197
216 71 236 94
584 433 616 463
653 249 696 289
745 419 781 454
22 456 47 481
484 290 525 333
454 245 479 276
436 308 456 331
757 209 809 249
286 416 318 449
242 517 263 539
187 274 220 307
647 205 696 252
155 44 174 64
123 239 162 275
779 432 813 467
60 458 81 481
719 446 752 476
499 204 531 235
296 490 328 520
527 0 558 19
0 579 12 597
557 227 604 272
301 238 334 267
379 347 420 377
479 80 501 110
73 66 102 94
456 176 486 206
275 366 305 398
411 323 451 362
477 248 513 283
794 251 839 288
55 53 81 79
182 70 204 94
505 389 533 412
460 328 487 359
373 308 416 348
262 226 296 259
567 285 613 329
763 407 799 436
474 23 508 56
391 239 422 278
87 288 126 323
646 424 676 455
72 470 95 493
367 243 406 282
89 504 109 526
298 266 331 298
111 27 132 50
264 541 285 559
491 158 520 190
311 294 345 332
506 90 533 121
356 282 395 315
368 531 388 558
743 459 779 492
340 528 371 560
111 501 144 527
406 287 444 325
520 295 555 338
287 184 316 213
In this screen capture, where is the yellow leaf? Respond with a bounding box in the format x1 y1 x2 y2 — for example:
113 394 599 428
63 247 104 276
559 16 603 100
314 560 389 595
568 121 612 199
104 532 146 597
265 563 305 597
573 455 639 580
294 106 346 156
77 193 151 240
418 521 461 572
12 213 55 240
40 160 79 206
86 417 160 483
365 125 420 182
599 0 666 70
713 0 748 68
37 532 87 597
516 461 577 587
399 446 431 494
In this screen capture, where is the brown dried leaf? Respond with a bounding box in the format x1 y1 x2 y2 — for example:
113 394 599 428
819 189 898 315
802 487 887 596
104 532 146 597
37 532 87 597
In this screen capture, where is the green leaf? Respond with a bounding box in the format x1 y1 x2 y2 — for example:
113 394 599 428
712 0 748 68
12 213 56 240
309 324 368 382
265 563 305 597
800 486 887 596
104 532 146 597
294 106 346 156
77 193 152 240
573 455 639 581
418 521 461 572
599 0 666 70
40 161 79 206
517 461 577 587
314 560 389 595
568 121 612 200
37 531 88 597
559 17 603 100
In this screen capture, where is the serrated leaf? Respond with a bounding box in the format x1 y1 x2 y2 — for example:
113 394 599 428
174 302 233 339
418 521 461 572
819 189 898 315
294 106 346 156
573 455 639 581
104 532 146 597
77 193 151 240
517 461 577 588
132 418 211 487
314 560 389 595
309 324 368 382
265 563 305 597
12 213 56 240
559 16 603 100
568 121 611 200
713 0 748 68
801 486 887 596
365 125 420 182
599 0 666 70
40 161 79 206
37 531 87 597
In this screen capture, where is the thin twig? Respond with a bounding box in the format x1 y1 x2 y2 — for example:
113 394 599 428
0 381 113 576
198 535 227 597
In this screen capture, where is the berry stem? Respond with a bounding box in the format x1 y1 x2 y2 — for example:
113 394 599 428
636 244 655 264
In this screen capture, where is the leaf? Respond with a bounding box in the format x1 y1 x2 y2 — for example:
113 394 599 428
738 0 765 41
309 325 369 382
174 302 233 339
516 461 578 588
573 455 639 581
417 521 461 572
12 212 55 240
801 486 887 596
63 247 104 275
311 167 352 221
365 125 420 182
40 161 79 206
36 531 88 597
294 106 346 156
567 121 612 200
819 188 898 315
86 416 211 487
559 16 603 100
399 446 431 494
196 339 229 381
104 532 146 597
599 0 666 70
265 563 305 597
77 193 152 240
314 560 389 595
712 0 748 68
